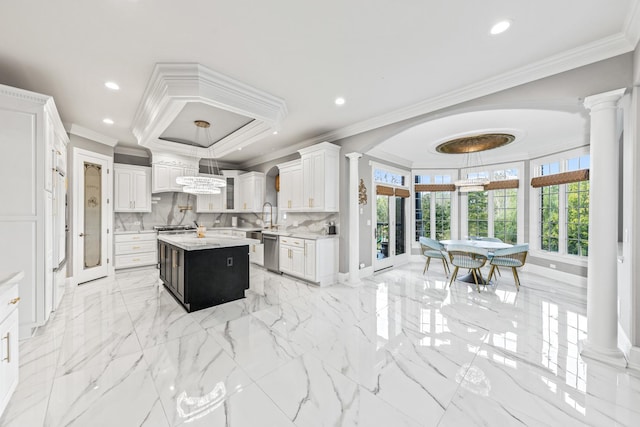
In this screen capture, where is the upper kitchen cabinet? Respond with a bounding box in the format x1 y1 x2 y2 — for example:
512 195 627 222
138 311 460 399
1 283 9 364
0 84 69 336
277 160 303 212
237 172 265 212
114 164 152 212
195 174 224 213
222 170 243 211
151 152 199 193
299 142 340 212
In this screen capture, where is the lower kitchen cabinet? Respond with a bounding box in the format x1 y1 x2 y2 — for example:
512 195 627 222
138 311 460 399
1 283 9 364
0 277 20 419
249 243 264 267
114 232 158 269
279 236 337 286
157 241 249 312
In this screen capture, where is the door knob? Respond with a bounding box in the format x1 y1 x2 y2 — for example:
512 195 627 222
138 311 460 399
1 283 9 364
79 233 85 237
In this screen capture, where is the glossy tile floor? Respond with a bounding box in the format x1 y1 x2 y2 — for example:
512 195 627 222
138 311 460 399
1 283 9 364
1 263 639 426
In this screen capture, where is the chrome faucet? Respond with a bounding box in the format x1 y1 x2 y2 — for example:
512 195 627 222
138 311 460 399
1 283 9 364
262 202 273 229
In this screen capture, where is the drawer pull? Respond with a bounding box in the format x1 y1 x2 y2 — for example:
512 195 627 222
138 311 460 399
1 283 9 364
132 258 140 262
132 237 140 240
2 332 9 363
132 246 140 249
9 297 20 305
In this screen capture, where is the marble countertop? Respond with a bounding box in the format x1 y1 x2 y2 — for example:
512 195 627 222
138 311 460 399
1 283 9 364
158 234 260 251
262 230 339 240
0 271 24 294
114 229 158 235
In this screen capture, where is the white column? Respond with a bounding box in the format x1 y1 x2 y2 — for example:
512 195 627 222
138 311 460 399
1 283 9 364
581 88 627 367
346 152 362 284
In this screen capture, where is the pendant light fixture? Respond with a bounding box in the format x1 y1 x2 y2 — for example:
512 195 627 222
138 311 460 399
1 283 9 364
176 120 227 194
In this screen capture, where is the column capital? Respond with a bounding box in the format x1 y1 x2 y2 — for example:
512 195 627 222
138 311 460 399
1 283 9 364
345 152 363 161
583 88 626 112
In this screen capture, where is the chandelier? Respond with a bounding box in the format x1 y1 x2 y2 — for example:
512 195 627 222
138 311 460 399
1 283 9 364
176 120 227 194
436 133 515 192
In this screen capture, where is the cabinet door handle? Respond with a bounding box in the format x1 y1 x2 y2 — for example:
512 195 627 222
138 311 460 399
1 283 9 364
9 297 20 305
172 250 177 268
2 332 9 363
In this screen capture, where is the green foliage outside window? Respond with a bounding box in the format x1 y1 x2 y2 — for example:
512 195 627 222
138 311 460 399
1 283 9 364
493 189 518 244
566 180 589 256
415 192 451 241
540 185 560 252
467 191 488 237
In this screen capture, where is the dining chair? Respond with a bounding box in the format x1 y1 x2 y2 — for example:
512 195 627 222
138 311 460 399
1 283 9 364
446 244 489 293
419 237 450 276
478 237 503 275
487 244 529 291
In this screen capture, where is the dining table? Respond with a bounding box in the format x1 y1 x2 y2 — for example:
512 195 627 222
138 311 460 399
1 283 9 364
439 239 513 285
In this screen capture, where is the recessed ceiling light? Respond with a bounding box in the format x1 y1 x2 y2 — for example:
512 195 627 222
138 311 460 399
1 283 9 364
104 81 120 91
334 97 345 106
103 118 114 125
237 147 242 151
490 20 511 35
272 131 278 135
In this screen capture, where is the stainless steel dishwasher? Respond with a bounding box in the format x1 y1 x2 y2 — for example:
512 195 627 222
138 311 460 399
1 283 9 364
263 233 281 273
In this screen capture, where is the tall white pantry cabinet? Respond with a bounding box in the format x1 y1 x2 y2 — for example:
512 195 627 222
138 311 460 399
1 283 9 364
0 84 69 337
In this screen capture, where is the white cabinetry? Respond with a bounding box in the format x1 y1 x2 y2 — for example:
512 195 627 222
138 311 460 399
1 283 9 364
114 164 152 212
221 170 244 211
298 142 340 212
151 152 199 193
250 243 264 267
277 160 303 211
114 232 158 269
195 174 224 213
237 172 265 212
279 237 305 277
279 236 337 286
0 85 69 336
0 273 21 419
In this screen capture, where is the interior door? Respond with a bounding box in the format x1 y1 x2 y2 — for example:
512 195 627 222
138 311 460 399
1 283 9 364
74 150 111 284
374 195 408 271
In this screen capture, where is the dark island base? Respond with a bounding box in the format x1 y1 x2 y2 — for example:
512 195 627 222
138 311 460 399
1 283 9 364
158 242 250 313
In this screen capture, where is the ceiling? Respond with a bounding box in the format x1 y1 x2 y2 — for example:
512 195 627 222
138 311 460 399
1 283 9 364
0 1 637 166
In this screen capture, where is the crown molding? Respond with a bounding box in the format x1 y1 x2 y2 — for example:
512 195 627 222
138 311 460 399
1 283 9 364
114 146 150 157
260 31 634 163
623 0 640 48
365 149 413 169
69 124 118 147
131 63 287 159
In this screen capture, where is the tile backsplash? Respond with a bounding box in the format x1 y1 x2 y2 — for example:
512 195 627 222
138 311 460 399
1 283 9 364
115 192 339 235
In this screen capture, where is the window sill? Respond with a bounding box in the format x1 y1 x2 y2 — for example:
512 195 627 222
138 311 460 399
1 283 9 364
529 249 588 267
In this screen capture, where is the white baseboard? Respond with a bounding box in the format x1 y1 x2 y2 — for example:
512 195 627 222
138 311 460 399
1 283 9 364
338 266 374 285
619 322 633 358
524 263 587 288
628 346 640 371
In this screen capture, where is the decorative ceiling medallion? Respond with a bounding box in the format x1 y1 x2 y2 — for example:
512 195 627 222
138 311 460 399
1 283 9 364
436 133 515 154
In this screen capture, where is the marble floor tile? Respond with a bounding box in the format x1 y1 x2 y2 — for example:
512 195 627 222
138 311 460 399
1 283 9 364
209 314 305 381
128 302 204 349
3 263 639 427
257 353 421 427
143 330 253 426
44 352 168 427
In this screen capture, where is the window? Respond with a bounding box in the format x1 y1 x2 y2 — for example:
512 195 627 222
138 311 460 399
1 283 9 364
533 152 589 258
414 173 453 241
462 165 522 244
375 168 405 186
467 191 488 237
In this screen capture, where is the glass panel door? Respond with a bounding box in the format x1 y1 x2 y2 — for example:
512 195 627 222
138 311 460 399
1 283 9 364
84 162 102 269
375 195 408 271
395 196 406 256
376 195 390 263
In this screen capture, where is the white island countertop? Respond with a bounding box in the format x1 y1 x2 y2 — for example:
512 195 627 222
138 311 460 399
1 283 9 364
158 234 260 251
262 230 339 240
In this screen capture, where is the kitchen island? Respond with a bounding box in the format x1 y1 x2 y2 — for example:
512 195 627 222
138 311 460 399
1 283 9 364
157 234 259 312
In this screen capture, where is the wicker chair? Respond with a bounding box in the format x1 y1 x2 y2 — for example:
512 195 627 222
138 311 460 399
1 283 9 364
419 237 450 276
447 244 489 293
487 244 529 291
